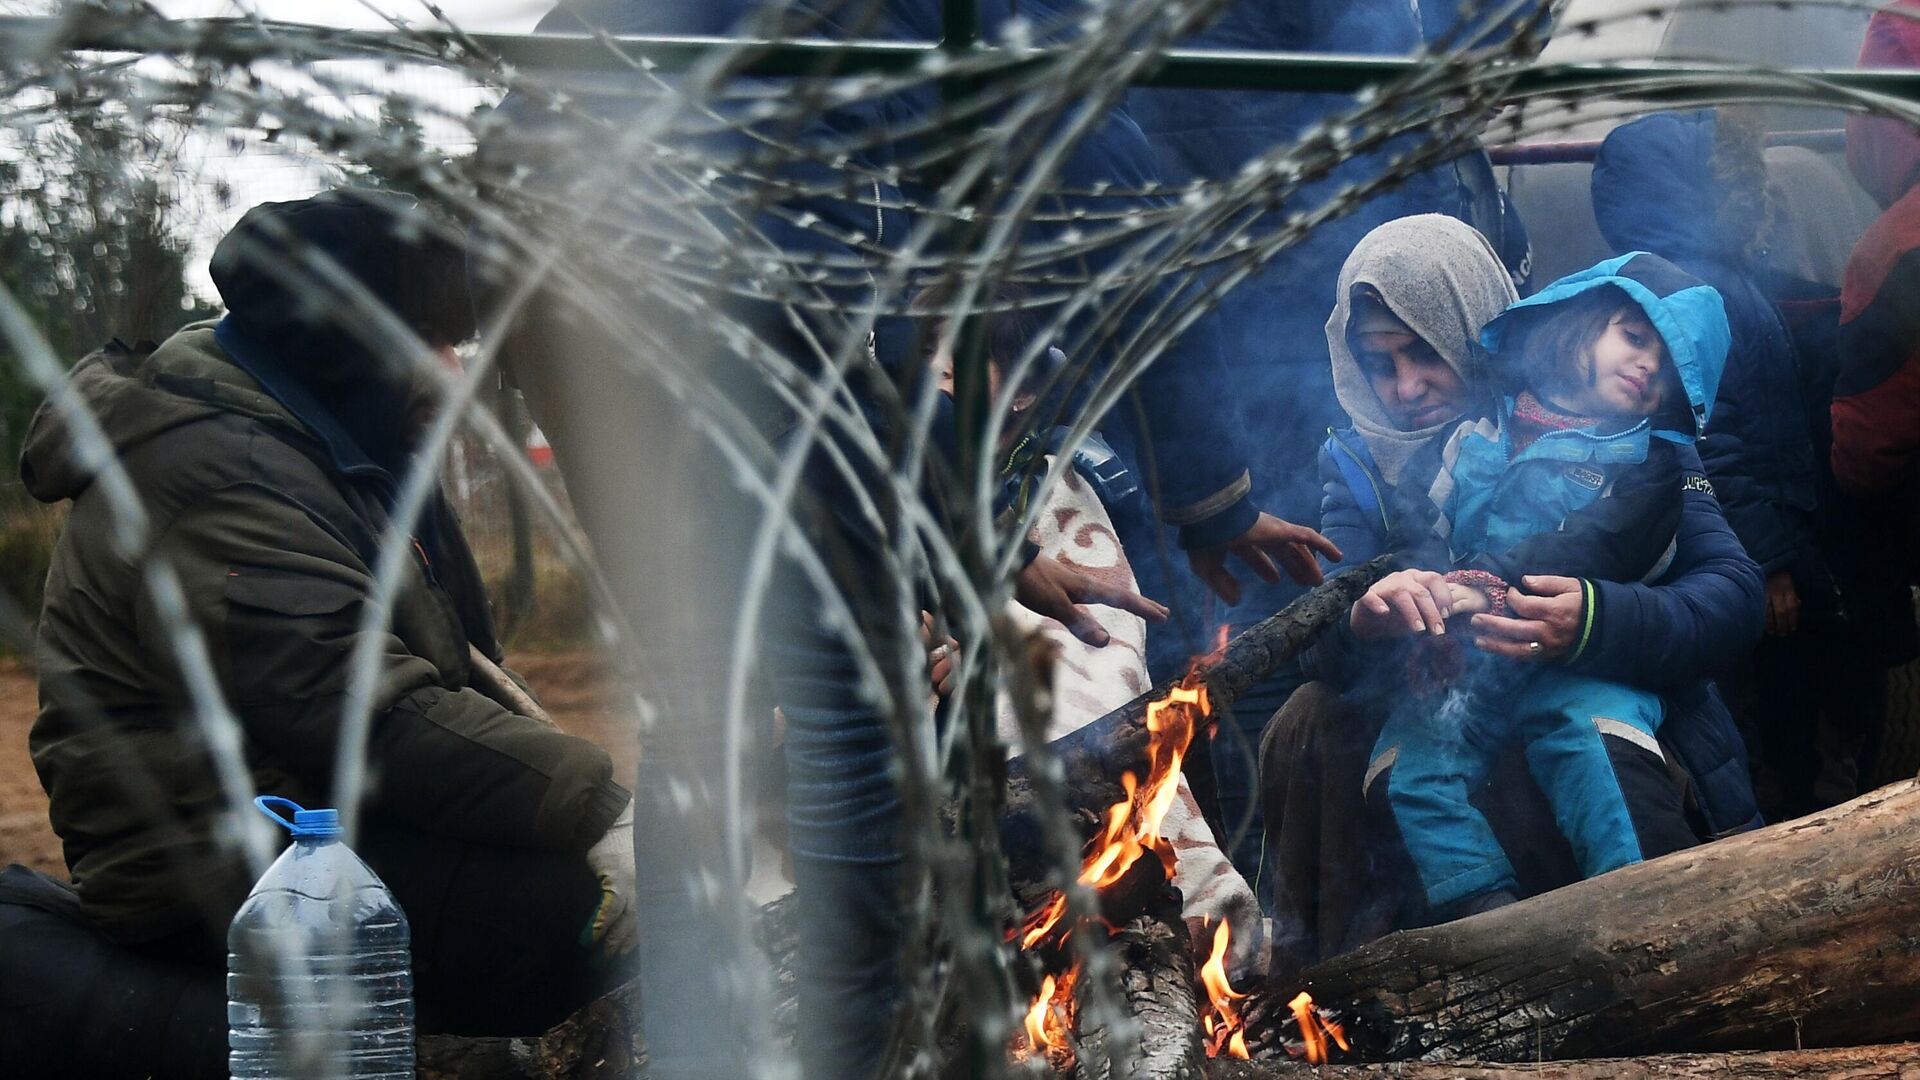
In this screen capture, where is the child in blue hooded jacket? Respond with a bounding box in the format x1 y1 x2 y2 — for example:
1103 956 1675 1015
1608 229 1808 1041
1377 252 1731 918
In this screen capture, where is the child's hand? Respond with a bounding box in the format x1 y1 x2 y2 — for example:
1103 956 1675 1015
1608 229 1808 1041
1446 583 1494 617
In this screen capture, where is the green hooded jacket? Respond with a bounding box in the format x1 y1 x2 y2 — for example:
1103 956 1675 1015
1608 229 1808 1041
20 324 629 944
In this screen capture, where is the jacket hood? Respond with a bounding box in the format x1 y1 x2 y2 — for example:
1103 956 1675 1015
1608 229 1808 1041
1324 213 1518 484
211 190 471 472
1848 0 1920 208
1843 0 1920 208
1481 252 1731 440
1592 111 1745 264
19 326 300 503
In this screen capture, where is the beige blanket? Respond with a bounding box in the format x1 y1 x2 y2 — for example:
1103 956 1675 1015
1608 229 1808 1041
998 463 1263 969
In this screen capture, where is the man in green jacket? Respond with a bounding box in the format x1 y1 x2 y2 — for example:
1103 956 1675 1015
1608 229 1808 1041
21 191 632 1040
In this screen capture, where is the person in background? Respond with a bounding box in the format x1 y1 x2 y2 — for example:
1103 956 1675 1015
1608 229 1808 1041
1261 215 1763 982
917 285 1266 970
1590 108 1899 819
14 192 633 1077
1838 0 1920 504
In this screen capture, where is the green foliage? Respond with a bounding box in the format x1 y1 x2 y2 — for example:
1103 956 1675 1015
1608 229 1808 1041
0 108 219 471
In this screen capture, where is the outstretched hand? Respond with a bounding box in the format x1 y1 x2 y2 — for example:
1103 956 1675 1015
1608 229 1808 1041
1014 553 1170 648
1187 512 1343 605
1350 569 1454 640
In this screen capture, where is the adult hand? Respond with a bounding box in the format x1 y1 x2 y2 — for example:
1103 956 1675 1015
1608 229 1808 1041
1187 512 1344 605
1764 570 1800 637
1014 553 1170 648
1350 569 1453 640
1469 574 1583 661
919 611 960 697
582 800 637 961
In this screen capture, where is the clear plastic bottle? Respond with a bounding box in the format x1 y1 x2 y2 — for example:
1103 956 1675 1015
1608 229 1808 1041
228 796 413 1079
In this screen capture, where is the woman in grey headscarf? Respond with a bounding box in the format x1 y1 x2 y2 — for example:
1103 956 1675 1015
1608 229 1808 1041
1256 214 1763 985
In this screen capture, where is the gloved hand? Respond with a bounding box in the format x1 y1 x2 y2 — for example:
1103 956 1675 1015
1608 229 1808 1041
583 800 637 960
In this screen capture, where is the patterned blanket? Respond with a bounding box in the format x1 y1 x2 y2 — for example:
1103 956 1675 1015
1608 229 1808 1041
997 463 1263 969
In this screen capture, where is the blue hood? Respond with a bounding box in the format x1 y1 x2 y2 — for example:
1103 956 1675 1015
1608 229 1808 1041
1480 252 1730 439
1591 111 1746 267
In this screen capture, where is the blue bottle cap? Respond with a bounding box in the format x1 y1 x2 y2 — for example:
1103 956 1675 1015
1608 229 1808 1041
255 795 343 839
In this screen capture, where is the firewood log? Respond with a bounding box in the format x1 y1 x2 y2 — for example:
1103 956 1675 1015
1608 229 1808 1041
1287 780 1920 1062
1209 1042 1920 1079
1072 882 1208 1080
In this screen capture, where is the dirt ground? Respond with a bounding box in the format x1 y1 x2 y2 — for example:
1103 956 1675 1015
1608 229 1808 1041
0 650 639 881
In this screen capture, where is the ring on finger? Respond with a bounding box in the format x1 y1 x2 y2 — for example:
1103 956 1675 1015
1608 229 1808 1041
1527 640 1542 655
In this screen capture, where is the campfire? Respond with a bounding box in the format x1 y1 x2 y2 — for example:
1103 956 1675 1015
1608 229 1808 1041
1010 671 1208 1068
1009 630 1347 1071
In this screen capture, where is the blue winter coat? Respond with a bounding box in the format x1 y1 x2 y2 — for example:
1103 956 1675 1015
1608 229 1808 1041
1592 110 1821 574
1304 428 1766 836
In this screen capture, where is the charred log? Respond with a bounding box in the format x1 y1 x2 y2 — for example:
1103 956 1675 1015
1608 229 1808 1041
1208 1042 1920 1079
1002 557 1390 905
1289 781 1920 1063
1072 882 1208 1080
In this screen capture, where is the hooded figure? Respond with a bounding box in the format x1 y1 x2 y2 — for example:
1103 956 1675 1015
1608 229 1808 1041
1591 110 1820 582
1267 226 1762 984
1834 0 1920 497
1368 252 1731 918
1324 213 1520 489
209 189 475 476
19 192 631 1059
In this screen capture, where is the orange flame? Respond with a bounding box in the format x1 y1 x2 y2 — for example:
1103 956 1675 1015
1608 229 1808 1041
1198 920 1250 1059
1012 646 1222 1066
1288 991 1350 1065
1022 966 1081 1061
1020 675 1214 953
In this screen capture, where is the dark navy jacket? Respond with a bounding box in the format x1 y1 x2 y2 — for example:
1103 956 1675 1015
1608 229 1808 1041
1119 0 1480 616
1303 427 1766 836
1592 110 1821 575
488 0 1266 549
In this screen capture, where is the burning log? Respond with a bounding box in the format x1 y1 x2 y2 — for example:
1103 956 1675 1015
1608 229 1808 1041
1069 882 1208 1080
1289 780 1920 1063
1001 556 1390 905
1206 1042 1920 1079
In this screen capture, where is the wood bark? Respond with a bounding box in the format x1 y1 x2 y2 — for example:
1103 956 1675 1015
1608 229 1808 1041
1072 883 1208 1080
1286 780 1920 1063
1209 1042 1920 1080
1002 556 1390 904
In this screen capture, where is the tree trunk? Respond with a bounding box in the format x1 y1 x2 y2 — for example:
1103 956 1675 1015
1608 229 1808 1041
1002 557 1389 904
1210 1043 1920 1080
1286 780 1920 1062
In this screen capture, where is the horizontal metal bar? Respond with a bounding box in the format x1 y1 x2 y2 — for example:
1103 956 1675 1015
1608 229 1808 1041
1489 126 1847 166
11 15 1920 102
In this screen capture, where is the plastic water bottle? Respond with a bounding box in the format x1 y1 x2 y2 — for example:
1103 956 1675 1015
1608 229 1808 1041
228 796 413 1079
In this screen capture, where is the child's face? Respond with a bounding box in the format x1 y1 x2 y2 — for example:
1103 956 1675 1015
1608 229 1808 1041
927 333 1005 406
1354 329 1468 431
1556 310 1669 419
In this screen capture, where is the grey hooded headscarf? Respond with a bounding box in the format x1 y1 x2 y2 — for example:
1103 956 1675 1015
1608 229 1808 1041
1324 214 1519 484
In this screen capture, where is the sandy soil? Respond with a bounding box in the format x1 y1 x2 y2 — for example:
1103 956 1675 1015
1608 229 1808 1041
0 650 641 881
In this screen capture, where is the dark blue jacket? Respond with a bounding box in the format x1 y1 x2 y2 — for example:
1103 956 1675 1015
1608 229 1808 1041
1120 0 1473 535
488 0 1264 549
1302 429 1766 836
1592 110 1821 575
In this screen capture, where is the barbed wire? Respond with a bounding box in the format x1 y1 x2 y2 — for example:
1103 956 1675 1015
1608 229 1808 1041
1 0 1913 1076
